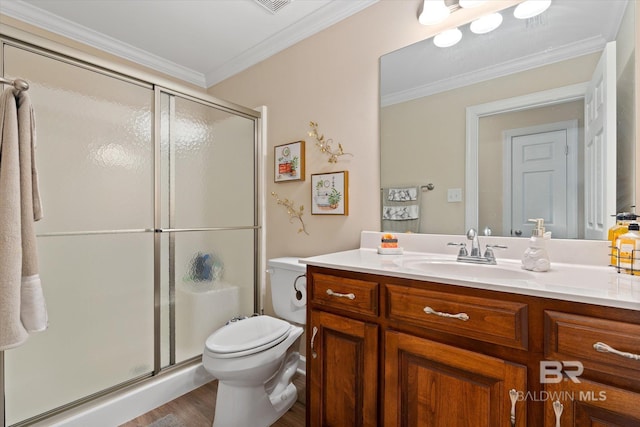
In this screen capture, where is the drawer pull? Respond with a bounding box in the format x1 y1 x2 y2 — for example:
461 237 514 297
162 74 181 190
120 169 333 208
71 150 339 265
310 326 318 359
423 306 470 321
553 400 563 427
593 341 640 361
326 289 356 300
509 389 517 427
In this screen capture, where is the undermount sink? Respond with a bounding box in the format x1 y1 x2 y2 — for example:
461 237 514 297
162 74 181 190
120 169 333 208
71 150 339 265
396 258 536 282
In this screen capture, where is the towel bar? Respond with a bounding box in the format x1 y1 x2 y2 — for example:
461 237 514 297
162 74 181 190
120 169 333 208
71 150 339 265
0 76 29 92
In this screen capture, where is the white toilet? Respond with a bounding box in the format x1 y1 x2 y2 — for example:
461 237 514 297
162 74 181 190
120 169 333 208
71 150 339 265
202 257 306 427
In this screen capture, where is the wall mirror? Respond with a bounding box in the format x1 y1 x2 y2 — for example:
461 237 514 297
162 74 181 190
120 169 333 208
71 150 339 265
380 0 635 240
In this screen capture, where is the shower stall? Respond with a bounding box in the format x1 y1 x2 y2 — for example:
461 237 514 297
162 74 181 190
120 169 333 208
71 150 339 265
0 36 262 426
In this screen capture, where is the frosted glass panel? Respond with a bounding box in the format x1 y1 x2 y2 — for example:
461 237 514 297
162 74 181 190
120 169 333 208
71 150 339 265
4 233 154 424
175 229 255 362
4 45 153 233
172 97 255 228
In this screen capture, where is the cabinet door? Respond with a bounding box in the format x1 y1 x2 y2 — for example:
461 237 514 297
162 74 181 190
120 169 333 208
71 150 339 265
384 330 527 427
309 310 378 427
544 379 640 426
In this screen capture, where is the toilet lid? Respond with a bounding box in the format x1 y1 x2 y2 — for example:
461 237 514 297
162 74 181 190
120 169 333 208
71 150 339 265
205 315 291 356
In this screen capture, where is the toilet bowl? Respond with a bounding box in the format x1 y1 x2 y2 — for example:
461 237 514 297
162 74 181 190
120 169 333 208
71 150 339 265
202 257 306 427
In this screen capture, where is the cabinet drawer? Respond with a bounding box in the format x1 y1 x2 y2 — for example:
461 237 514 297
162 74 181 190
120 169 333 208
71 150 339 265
545 311 640 378
311 273 378 316
386 283 528 350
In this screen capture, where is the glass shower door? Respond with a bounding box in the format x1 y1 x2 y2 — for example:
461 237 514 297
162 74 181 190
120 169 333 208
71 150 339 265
3 44 155 424
158 91 258 365
1 40 260 426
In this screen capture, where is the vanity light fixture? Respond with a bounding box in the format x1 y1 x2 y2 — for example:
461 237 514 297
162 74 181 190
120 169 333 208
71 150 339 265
434 27 463 48
418 0 451 26
470 12 503 34
513 0 552 19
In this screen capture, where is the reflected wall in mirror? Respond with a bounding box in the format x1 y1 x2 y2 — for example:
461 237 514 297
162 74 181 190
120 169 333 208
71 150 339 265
380 0 635 239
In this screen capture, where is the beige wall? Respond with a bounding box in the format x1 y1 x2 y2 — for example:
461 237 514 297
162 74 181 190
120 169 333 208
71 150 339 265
208 0 520 316
209 6 518 262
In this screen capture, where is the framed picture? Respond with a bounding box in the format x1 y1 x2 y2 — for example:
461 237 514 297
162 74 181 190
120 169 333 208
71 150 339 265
275 141 305 182
311 171 349 215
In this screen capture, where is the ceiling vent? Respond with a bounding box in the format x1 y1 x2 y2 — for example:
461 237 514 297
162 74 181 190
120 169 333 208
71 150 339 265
254 0 293 14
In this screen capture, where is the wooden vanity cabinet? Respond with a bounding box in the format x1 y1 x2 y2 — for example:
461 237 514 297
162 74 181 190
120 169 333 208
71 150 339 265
542 310 640 426
306 265 640 427
307 270 380 427
384 330 527 427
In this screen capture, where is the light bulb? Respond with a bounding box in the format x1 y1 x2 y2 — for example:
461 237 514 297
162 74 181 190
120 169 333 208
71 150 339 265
433 28 462 48
470 12 503 34
418 0 450 26
514 0 552 19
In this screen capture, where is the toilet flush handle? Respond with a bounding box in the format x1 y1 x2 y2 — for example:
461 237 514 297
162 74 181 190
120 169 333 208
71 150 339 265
293 274 306 301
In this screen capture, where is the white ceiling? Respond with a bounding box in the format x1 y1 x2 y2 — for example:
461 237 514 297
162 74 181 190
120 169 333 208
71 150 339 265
1 0 377 88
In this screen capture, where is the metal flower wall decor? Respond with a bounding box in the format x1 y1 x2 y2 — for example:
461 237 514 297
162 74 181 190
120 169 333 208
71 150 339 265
308 121 353 163
271 192 309 235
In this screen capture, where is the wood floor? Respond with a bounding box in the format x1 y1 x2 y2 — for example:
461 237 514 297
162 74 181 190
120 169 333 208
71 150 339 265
120 374 306 427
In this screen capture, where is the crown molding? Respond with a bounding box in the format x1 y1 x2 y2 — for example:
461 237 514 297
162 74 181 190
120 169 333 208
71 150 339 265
2 0 378 89
204 0 379 87
1 0 207 86
381 35 607 108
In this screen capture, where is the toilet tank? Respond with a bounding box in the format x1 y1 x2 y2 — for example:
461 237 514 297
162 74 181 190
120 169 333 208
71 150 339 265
267 257 306 325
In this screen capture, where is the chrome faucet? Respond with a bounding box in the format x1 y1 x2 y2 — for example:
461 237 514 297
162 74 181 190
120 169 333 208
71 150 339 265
447 228 507 265
467 228 481 257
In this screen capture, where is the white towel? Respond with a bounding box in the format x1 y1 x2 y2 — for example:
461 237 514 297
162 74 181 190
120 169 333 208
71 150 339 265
382 205 420 220
381 186 422 233
0 87 47 350
387 187 418 201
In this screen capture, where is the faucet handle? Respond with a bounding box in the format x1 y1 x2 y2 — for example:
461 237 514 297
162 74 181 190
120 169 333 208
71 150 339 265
448 242 468 257
483 244 507 260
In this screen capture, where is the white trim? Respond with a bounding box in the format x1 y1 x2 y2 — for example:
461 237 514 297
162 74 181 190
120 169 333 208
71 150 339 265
30 363 214 427
465 83 588 232
205 0 378 86
257 105 268 314
0 0 206 87
1 0 378 88
381 36 604 107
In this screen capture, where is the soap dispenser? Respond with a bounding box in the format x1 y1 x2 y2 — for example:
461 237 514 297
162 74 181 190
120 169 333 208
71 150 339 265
521 218 551 272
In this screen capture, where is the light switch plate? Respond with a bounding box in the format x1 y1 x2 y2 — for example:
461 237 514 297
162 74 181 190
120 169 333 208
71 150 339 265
447 188 462 202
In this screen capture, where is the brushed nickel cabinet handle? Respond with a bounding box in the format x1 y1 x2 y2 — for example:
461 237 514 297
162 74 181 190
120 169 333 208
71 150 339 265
593 341 640 361
509 389 518 427
553 400 563 427
326 289 356 300
423 306 470 321
310 326 318 359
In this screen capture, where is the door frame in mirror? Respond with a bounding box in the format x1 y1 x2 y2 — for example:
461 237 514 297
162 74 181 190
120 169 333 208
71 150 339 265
464 82 588 232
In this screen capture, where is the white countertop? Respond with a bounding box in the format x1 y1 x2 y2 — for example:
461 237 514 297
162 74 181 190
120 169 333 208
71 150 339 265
300 232 640 311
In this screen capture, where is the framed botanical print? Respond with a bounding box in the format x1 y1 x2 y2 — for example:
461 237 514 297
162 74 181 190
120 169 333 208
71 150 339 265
275 141 305 182
311 171 348 215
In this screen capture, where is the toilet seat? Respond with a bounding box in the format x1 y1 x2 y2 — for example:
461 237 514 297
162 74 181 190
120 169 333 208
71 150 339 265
205 315 292 359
